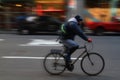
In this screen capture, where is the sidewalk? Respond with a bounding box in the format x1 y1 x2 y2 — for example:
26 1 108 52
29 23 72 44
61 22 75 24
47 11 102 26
0 29 17 34
0 29 92 35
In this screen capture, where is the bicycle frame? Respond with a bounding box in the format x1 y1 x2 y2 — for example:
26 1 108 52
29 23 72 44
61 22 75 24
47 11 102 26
70 45 89 65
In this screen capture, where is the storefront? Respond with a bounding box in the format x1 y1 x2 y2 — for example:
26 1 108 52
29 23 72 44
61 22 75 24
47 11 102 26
0 0 67 30
0 0 34 29
84 0 120 22
1 0 120 30
33 0 67 21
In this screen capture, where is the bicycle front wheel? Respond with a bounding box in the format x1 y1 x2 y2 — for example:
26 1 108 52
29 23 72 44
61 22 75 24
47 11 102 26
81 52 105 76
43 53 66 75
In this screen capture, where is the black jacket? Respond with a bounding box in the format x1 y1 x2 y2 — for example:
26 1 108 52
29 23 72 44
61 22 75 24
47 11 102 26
61 21 88 41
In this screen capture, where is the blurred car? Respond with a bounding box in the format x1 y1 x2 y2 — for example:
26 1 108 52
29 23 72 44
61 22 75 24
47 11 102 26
17 15 62 34
85 19 120 36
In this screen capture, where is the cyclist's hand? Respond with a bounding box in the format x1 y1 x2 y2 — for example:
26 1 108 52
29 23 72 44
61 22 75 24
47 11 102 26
88 38 92 42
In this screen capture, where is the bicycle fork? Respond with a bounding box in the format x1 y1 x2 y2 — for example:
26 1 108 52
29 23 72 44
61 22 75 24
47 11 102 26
86 53 94 66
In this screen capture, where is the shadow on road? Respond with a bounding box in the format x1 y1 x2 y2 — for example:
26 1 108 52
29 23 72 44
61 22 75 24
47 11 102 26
48 72 115 80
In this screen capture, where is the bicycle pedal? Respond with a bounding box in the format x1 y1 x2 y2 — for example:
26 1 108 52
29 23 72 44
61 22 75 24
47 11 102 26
67 64 74 71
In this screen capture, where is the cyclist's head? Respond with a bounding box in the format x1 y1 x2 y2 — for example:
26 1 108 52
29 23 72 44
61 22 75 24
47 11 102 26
75 15 83 22
75 15 83 25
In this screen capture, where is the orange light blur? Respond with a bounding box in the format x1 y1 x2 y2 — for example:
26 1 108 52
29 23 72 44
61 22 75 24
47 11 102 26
15 4 22 7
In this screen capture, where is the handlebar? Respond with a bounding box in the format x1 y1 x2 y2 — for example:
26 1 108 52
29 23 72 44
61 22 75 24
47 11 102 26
78 42 93 52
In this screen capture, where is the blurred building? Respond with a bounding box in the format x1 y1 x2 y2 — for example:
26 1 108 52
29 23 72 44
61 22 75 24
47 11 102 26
0 0 34 29
33 0 67 20
0 0 120 30
84 0 120 22
0 0 68 30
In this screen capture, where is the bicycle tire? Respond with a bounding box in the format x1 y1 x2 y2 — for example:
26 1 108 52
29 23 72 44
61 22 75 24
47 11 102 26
81 52 105 76
43 53 66 75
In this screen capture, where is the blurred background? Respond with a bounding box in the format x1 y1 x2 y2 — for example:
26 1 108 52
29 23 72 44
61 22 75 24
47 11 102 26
0 0 120 32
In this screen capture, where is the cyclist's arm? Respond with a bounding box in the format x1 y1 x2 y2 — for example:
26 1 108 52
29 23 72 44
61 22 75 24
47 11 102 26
71 23 88 41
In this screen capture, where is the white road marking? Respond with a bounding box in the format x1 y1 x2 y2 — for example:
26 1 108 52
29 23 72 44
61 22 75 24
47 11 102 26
2 56 45 59
19 39 63 46
1 56 82 60
0 39 4 41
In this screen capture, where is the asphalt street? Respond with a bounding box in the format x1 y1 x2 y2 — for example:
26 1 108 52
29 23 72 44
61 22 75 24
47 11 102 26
0 33 120 80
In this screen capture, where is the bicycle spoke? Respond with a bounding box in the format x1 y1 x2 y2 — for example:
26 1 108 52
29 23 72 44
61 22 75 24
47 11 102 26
43 53 66 75
81 53 105 76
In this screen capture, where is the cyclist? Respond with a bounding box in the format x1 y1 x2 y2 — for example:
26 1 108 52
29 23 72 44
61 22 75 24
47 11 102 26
60 15 92 71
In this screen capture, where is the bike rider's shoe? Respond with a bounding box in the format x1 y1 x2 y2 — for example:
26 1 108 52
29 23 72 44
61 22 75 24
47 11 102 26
66 60 74 71
63 53 74 71
67 63 74 71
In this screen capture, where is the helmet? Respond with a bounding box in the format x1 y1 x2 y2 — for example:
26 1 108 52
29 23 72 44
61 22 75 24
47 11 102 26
75 15 83 22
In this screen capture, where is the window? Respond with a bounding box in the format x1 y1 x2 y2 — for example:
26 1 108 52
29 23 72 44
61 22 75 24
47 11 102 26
85 0 110 8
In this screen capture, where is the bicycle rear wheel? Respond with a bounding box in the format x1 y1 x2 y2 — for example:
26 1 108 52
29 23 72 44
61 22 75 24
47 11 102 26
43 53 66 75
81 52 105 76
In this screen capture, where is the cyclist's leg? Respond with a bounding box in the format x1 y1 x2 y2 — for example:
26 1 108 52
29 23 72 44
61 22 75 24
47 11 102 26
63 40 79 71
62 39 79 63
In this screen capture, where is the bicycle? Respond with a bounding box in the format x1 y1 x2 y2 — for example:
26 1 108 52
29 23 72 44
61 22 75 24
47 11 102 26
43 42 105 76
